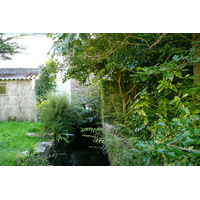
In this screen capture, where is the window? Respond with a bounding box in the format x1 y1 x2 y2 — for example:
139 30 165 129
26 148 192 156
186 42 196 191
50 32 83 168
0 83 7 95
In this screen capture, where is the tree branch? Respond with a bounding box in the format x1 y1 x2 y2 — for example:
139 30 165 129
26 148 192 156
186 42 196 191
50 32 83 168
150 33 167 49
125 85 135 96
174 33 193 43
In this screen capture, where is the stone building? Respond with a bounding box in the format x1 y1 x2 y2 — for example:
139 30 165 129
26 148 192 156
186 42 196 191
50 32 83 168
0 68 40 122
0 35 88 122
0 67 88 122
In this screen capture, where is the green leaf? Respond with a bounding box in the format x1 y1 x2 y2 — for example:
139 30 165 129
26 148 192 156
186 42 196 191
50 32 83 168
75 39 82 49
160 66 168 71
174 149 185 156
51 48 56 58
175 133 185 141
165 72 174 81
169 96 180 105
180 118 189 126
179 107 190 116
157 149 165 153
182 137 196 145
191 151 200 157
144 117 148 125
157 122 165 126
192 57 200 63
169 147 185 156
59 43 63 55
164 151 176 158
136 67 143 71
137 109 146 116
196 140 200 144
153 157 160 166
56 33 64 38
64 35 70 50
190 128 200 135
174 72 182 78
184 74 190 78
171 84 177 92
173 55 180 62
192 41 200 44
79 33 89 42
141 76 148 82
188 76 199 80
157 81 165 93
68 33 75 41
182 93 189 98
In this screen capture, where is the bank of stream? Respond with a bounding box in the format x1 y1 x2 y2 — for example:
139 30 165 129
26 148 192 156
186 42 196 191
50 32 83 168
48 131 110 166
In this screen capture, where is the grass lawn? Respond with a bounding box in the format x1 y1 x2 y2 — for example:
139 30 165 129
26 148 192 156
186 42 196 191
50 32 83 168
0 121 43 166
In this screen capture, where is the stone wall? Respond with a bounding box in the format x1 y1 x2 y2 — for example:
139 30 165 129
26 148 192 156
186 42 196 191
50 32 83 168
70 79 89 101
0 79 37 122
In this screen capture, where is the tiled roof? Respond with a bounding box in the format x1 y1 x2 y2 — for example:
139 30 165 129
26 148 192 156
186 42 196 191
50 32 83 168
0 68 41 80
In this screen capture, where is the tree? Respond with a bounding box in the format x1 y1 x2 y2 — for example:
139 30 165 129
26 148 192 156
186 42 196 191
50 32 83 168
48 33 192 121
0 33 23 60
48 33 200 166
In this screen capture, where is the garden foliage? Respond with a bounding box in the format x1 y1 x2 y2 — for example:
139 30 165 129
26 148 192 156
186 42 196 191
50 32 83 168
37 94 77 142
36 58 58 102
125 53 200 165
48 33 200 165
37 90 102 142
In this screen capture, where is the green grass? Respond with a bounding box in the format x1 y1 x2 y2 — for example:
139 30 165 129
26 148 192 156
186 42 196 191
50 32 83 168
0 121 43 166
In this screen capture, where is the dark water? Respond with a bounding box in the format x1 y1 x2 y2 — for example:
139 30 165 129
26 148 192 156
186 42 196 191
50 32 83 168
49 132 110 166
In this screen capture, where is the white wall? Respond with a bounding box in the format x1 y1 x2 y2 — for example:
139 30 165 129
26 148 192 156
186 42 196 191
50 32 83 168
55 71 71 99
0 80 37 122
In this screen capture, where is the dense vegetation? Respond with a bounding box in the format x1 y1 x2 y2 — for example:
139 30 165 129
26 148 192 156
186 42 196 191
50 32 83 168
46 33 200 165
37 90 101 140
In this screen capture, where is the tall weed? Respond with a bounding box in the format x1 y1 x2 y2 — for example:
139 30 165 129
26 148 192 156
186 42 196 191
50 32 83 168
37 93 79 141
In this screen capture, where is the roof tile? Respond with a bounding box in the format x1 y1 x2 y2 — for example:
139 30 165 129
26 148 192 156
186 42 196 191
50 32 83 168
0 68 41 80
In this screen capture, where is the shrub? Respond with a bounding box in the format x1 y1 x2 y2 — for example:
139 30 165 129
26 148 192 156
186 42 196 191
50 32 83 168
37 93 79 141
16 148 51 166
37 92 101 141
126 55 200 166
36 59 58 103
103 129 135 166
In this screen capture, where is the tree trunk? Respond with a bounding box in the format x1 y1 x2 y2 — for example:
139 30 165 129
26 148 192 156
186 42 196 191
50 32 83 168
193 33 200 85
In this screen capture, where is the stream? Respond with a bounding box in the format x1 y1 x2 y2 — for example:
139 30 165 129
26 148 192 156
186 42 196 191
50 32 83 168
49 132 110 166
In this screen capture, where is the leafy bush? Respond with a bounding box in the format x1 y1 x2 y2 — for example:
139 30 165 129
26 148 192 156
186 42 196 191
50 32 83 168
16 148 51 166
125 54 200 166
37 93 78 141
103 129 135 166
99 53 200 166
37 91 102 143
36 58 58 102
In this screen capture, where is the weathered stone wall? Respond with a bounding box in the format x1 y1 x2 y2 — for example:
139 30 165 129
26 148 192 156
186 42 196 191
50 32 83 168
0 80 37 122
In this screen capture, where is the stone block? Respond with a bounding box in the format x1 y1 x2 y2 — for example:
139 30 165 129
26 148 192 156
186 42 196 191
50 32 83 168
25 133 41 137
34 142 53 156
